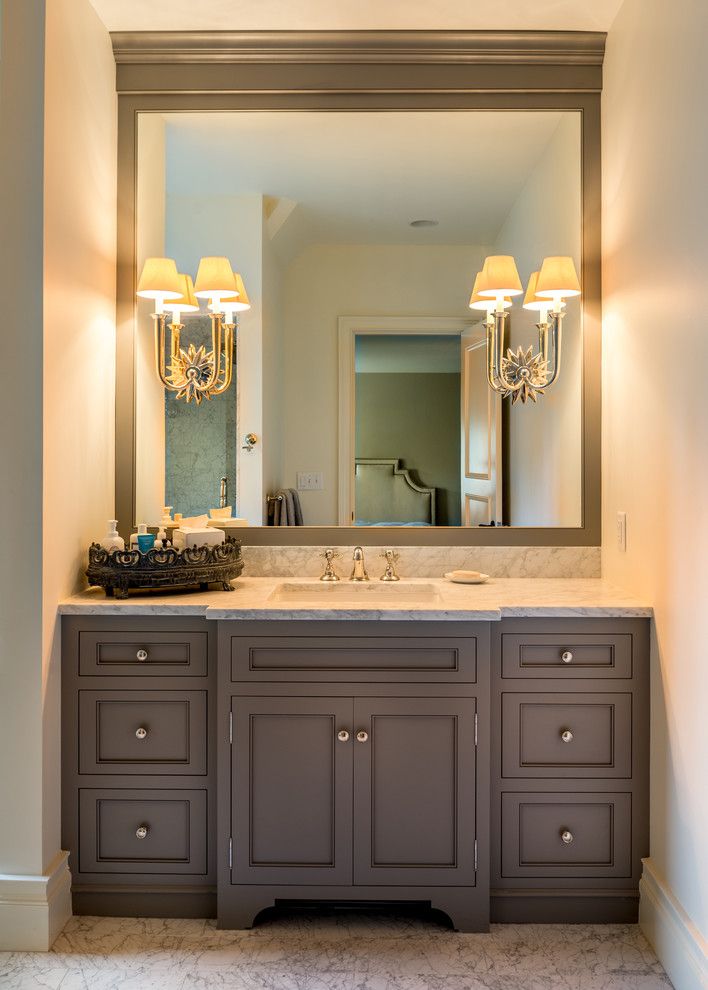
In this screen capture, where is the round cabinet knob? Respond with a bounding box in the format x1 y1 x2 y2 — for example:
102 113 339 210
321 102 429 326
356 730 369 743
136 649 148 662
135 825 149 840
135 727 148 740
337 729 350 742
561 650 574 664
560 728 574 743
560 829 574 845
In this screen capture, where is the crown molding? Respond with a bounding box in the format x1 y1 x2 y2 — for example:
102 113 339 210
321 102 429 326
111 30 606 67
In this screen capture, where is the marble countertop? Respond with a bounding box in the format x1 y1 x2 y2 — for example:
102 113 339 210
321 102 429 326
58 577 652 621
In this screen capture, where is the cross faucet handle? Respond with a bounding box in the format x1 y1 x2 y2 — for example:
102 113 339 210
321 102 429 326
319 548 341 582
380 549 401 582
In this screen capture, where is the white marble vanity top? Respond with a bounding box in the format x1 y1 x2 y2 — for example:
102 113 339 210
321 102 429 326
58 577 652 621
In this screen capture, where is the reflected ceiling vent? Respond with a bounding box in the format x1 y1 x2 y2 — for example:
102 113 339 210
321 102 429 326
409 219 439 227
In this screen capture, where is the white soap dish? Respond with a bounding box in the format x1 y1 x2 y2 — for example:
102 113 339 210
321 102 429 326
444 570 490 584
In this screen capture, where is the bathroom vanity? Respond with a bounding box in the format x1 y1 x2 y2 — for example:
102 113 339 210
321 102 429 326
60 578 650 932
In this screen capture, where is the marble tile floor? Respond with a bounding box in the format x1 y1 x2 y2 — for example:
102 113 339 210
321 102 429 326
0 909 673 990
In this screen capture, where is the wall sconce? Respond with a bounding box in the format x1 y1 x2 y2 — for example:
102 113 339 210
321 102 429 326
137 255 251 405
469 254 581 404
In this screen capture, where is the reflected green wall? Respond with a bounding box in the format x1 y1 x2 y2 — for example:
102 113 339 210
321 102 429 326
355 372 461 526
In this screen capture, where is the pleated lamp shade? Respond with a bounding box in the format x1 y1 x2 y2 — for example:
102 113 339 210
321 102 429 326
221 272 251 312
535 256 581 298
136 257 182 301
478 255 523 297
165 274 200 314
468 271 511 311
194 256 236 300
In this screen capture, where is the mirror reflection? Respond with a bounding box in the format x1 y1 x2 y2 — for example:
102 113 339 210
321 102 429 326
135 110 582 528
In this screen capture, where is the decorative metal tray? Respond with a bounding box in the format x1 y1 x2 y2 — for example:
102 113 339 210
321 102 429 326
86 538 244 598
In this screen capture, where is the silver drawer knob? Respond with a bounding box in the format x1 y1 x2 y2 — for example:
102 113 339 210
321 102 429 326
560 829 574 845
561 650 574 664
337 729 350 742
356 730 369 743
135 727 148 740
135 825 149 840
136 649 148 662
560 728 574 743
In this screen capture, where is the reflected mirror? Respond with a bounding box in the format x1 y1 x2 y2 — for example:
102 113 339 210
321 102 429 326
135 110 582 529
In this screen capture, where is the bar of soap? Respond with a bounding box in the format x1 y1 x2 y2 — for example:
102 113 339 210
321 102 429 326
444 570 489 584
173 527 225 549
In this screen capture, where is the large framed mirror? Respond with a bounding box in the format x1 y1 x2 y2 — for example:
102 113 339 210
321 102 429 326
115 33 602 545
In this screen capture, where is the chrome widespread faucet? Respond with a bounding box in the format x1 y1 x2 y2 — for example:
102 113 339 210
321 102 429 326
350 546 369 582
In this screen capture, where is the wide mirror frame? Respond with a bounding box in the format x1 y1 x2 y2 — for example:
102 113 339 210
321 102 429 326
115 31 603 546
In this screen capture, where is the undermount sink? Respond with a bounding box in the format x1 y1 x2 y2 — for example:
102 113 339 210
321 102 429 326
267 581 442 605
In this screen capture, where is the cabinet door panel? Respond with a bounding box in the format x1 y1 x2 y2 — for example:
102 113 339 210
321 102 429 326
232 697 353 885
353 698 476 886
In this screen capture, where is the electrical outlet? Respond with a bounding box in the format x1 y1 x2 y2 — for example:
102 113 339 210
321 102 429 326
297 472 324 491
616 511 627 552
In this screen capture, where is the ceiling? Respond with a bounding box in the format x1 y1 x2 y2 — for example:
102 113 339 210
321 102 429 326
89 0 622 33
162 110 576 251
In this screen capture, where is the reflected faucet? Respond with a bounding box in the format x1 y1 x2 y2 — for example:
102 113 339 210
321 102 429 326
219 477 228 509
350 546 369 582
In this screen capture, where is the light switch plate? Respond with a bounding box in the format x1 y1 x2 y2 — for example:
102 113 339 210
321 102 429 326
297 472 324 491
616 511 627 552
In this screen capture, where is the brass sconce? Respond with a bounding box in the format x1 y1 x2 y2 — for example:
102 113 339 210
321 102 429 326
136 256 251 405
469 255 581 404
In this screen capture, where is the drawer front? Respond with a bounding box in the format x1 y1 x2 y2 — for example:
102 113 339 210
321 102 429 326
79 630 208 677
231 635 477 682
501 633 632 679
501 791 632 879
78 691 207 775
502 693 632 778
78 788 207 874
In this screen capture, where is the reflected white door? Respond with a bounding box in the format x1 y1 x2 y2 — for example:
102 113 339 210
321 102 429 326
460 326 502 526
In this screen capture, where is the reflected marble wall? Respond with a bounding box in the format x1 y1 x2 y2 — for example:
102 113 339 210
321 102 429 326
164 317 237 517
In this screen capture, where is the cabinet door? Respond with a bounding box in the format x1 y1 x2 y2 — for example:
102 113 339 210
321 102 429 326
232 697 353 885
353 697 477 886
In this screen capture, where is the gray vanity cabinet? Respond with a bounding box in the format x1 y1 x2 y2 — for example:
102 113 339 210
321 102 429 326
490 618 649 924
220 621 489 933
62 612 648 929
62 616 217 918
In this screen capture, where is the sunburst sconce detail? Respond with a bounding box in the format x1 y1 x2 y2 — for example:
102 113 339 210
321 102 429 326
137 256 250 405
469 255 581 404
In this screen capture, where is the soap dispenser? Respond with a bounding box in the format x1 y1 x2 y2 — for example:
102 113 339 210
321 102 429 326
100 520 125 553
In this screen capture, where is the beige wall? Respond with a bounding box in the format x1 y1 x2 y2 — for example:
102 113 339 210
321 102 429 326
493 113 583 527
42 0 117 867
0 0 47 886
281 244 487 523
603 0 708 980
0 0 116 949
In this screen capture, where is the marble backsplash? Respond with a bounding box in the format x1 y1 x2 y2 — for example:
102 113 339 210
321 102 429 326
240 545 601 579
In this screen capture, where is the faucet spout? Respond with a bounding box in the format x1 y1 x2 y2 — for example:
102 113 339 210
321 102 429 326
350 546 369 582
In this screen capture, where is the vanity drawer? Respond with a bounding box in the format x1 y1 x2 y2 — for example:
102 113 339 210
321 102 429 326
78 691 207 775
501 693 632 778
78 788 208 874
501 791 632 879
501 632 633 679
230 634 477 682
79 629 208 677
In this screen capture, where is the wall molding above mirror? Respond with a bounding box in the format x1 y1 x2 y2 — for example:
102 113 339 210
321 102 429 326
114 31 603 546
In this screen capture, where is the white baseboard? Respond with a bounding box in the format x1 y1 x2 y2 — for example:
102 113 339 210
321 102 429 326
640 858 708 990
0 850 72 950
